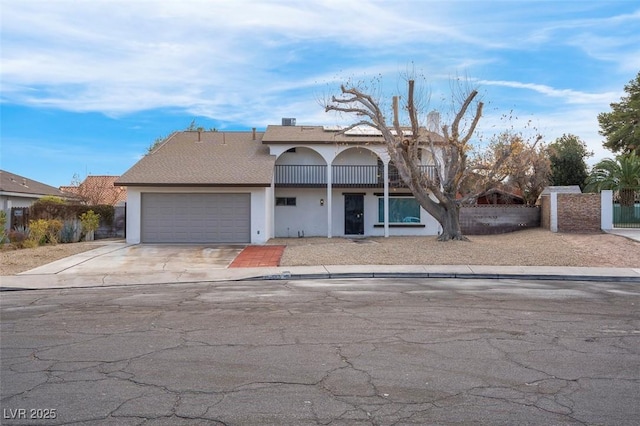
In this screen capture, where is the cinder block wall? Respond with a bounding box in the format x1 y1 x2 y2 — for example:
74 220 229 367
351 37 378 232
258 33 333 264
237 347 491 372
557 193 601 233
460 206 540 235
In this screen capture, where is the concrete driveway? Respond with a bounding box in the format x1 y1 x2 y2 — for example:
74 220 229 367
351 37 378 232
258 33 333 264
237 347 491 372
15 243 246 286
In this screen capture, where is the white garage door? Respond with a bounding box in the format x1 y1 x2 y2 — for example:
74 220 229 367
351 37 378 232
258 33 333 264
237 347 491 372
141 193 251 243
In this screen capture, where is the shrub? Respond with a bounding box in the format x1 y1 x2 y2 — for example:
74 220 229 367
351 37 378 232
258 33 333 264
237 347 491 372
45 219 63 244
22 239 39 249
8 228 29 248
80 210 100 241
38 196 66 204
28 219 49 245
31 199 69 220
80 210 100 232
60 220 79 243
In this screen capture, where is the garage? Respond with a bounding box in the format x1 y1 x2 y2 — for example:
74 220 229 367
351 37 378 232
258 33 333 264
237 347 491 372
141 193 251 243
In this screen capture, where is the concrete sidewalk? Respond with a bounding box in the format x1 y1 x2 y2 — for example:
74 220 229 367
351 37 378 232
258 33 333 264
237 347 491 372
1 241 639 290
605 228 640 242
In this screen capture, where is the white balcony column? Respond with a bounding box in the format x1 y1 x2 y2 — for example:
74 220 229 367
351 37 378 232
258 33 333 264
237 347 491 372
384 160 389 238
326 163 332 238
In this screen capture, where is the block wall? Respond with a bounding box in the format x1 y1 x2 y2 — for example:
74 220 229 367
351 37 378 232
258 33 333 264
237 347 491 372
460 206 540 235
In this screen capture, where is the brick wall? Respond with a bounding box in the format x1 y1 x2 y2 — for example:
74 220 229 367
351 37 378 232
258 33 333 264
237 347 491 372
557 193 601 233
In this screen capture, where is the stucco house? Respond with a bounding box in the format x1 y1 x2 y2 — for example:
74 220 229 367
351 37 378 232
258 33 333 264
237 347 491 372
116 122 444 244
0 170 67 231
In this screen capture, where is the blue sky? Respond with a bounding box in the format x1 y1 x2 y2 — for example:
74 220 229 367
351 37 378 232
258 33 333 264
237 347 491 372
1 0 639 188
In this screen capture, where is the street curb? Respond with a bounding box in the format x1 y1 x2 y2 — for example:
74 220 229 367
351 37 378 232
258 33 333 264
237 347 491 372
2 272 639 292
251 272 640 283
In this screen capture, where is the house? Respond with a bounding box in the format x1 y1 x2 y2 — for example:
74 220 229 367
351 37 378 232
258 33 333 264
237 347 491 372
116 122 444 244
476 187 525 205
60 175 127 206
0 170 67 231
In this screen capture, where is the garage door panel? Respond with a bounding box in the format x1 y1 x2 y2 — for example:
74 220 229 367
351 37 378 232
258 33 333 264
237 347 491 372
141 193 251 243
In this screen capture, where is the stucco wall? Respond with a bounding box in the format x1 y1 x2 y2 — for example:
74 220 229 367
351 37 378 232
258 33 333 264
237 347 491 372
1 195 39 231
274 189 440 238
125 187 271 244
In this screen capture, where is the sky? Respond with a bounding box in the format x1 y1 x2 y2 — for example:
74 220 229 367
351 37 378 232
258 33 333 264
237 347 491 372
1 0 639 188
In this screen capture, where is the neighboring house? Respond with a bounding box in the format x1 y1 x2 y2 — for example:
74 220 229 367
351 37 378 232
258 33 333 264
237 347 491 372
476 187 525 205
0 170 67 231
60 175 127 206
116 122 445 244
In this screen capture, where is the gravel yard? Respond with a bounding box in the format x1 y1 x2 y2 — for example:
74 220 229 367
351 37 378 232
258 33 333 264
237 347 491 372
1 229 638 276
271 228 640 268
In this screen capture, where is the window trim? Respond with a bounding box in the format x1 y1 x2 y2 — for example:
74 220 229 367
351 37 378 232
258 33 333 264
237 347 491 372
377 196 421 224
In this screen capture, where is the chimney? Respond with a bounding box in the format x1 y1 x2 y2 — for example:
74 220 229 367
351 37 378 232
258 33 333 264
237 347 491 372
427 111 441 133
197 130 201 142
252 127 256 140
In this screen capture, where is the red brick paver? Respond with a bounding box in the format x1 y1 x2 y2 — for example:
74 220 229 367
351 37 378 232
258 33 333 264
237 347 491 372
229 245 285 268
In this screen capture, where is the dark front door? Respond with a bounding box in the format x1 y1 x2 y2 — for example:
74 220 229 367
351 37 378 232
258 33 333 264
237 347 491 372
344 194 364 235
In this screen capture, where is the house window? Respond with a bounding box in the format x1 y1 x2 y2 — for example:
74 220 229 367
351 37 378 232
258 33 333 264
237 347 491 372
378 197 420 223
285 148 297 153
276 197 296 206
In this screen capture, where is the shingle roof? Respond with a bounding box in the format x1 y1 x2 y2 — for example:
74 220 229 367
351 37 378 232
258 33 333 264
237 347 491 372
262 125 445 144
116 131 275 186
0 170 66 197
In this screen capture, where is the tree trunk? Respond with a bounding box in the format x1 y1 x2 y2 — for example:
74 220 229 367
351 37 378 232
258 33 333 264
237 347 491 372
438 202 468 241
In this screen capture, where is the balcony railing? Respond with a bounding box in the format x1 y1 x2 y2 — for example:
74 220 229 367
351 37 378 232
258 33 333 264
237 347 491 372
333 165 379 186
275 164 438 188
274 165 326 186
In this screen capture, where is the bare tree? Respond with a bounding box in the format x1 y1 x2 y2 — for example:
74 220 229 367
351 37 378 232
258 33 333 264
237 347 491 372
478 132 551 206
326 78 498 241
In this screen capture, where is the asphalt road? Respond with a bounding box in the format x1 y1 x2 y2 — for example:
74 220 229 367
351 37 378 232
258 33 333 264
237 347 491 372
1 278 639 425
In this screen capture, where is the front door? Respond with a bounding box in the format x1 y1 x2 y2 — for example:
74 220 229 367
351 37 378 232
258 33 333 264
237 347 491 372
344 194 364 235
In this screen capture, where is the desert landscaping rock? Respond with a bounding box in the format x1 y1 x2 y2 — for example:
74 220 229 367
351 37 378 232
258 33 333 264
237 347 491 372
1 229 639 277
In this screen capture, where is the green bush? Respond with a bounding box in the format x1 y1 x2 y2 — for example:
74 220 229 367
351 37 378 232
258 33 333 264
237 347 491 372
80 210 100 232
46 219 63 244
28 219 49 245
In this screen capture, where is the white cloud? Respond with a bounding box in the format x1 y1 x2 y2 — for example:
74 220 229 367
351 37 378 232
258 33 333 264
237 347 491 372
0 0 637 152
476 79 619 105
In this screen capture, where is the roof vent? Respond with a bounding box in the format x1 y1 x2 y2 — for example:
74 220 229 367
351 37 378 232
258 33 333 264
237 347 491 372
282 118 296 126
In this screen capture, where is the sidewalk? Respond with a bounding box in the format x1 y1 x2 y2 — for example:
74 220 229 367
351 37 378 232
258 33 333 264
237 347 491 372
605 228 640 242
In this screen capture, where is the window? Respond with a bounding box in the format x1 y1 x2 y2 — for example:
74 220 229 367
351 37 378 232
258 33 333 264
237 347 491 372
378 197 420 223
276 197 296 206
285 147 297 153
